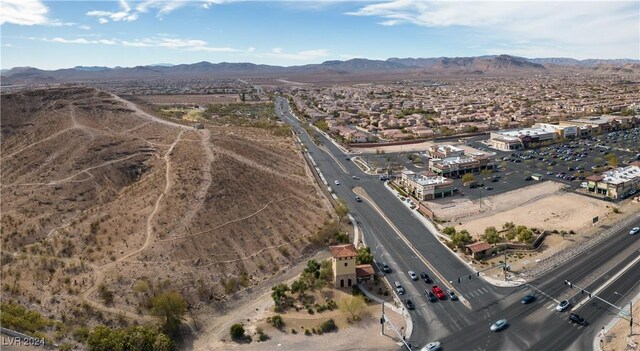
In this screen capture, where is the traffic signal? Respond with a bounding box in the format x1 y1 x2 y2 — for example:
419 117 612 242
469 275 472 280
581 290 585 294
458 277 461 284
476 272 480 276
589 293 592 298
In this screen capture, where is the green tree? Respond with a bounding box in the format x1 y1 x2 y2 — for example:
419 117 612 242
335 199 349 228
461 173 475 184
356 247 374 265
452 230 473 249
605 154 618 168
229 323 245 340
318 260 333 283
290 279 307 294
271 284 290 311
338 295 366 322
151 291 187 336
480 169 493 178
502 222 515 231
482 226 501 244
87 326 126 351
517 227 534 243
443 226 457 236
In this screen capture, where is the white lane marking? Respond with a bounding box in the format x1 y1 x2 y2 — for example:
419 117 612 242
482 287 489 293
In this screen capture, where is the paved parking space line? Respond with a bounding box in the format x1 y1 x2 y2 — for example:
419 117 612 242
482 287 489 293
546 303 556 310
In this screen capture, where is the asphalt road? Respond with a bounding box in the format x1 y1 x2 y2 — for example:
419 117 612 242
274 97 640 350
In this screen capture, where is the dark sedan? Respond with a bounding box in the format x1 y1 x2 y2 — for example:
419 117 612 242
521 295 536 304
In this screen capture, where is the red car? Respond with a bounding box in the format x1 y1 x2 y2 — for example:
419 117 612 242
432 285 445 300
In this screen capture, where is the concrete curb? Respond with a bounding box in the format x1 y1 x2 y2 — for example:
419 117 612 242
357 284 413 341
593 291 640 351
349 214 360 247
383 182 526 289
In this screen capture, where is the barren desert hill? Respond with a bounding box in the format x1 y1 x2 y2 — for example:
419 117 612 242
0 87 332 341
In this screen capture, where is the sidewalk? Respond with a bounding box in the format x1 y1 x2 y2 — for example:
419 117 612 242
383 182 526 288
358 283 413 341
593 291 640 351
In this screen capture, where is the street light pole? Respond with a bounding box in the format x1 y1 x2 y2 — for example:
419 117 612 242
615 291 633 337
381 296 390 336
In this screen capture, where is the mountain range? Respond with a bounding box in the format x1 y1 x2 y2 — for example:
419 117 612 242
2 55 639 84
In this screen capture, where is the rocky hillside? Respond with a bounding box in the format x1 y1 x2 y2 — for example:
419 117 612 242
0 87 332 342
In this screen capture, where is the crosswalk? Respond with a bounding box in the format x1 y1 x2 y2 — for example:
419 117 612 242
458 287 490 299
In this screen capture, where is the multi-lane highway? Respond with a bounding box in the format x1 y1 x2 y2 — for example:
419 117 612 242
274 97 640 350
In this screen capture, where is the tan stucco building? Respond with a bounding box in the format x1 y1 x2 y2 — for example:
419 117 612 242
330 244 358 288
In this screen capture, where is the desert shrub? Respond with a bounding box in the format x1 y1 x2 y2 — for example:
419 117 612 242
0 301 51 333
98 284 114 305
319 319 337 333
270 315 285 330
304 328 311 336
229 324 245 340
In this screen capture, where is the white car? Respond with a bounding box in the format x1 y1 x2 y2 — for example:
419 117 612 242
490 319 508 332
630 227 640 235
334 180 340 185
408 271 418 281
420 341 441 351
556 300 571 312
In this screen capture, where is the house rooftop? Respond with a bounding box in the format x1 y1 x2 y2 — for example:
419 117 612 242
329 244 358 259
356 264 375 277
465 242 493 253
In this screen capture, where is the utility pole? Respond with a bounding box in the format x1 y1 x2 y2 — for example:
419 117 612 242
565 281 632 328
630 300 633 337
504 244 508 281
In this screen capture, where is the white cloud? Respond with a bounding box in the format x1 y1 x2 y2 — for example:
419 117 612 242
32 35 238 52
87 0 226 23
0 0 48 25
247 46 256 52
38 37 118 45
347 0 640 59
272 47 283 54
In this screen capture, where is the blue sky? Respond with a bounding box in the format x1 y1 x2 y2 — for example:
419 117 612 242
1 0 639 70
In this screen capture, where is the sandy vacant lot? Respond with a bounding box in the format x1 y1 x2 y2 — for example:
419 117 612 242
429 181 612 238
199 282 406 351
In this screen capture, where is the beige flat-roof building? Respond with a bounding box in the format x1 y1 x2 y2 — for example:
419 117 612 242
400 170 455 200
586 164 640 199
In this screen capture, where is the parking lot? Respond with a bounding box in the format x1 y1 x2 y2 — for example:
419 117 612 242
458 127 640 201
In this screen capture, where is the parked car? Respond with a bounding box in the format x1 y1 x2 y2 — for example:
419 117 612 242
432 286 446 300
490 319 508 332
404 299 416 310
569 313 587 325
408 271 418 281
420 341 441 351
381 263 392 273
484 186 493 190
420 272 433 283
394 281 405 295
630 227 640 235
447 290 458 301
521 295 536 304
355 196 362 202
556 300 571 312
424 290 437 302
